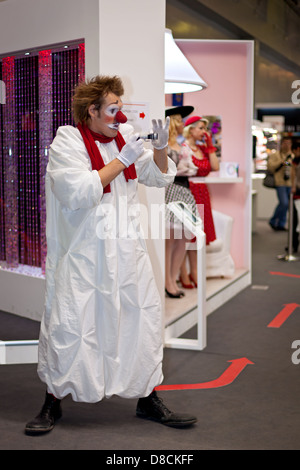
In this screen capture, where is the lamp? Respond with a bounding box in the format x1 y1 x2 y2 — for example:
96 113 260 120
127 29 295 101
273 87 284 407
165 29 207 94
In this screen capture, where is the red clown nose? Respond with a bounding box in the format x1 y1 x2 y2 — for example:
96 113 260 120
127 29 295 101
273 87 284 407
115 110 127 124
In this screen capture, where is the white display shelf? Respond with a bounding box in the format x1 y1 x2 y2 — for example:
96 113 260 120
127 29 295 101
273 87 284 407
164 268 250 348
0 340 38 365
189 176 243 184
251 173 278 219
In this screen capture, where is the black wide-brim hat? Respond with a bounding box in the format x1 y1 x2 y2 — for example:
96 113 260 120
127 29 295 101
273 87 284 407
165 105 194 119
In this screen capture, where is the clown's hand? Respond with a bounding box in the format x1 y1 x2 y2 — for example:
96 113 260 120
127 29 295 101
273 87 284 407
117 134 144 167
152 117 170 150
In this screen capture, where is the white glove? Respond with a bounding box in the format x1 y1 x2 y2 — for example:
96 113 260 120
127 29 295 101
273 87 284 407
117 134 144 167
152 117 170 150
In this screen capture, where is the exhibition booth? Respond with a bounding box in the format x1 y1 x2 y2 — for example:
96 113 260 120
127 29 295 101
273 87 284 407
0 0 253 363
164 38 253 348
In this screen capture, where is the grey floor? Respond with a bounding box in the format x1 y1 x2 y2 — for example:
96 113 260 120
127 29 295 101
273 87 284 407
0 220 299 450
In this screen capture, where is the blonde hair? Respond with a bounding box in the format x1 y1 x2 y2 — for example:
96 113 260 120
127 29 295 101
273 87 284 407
169 115 178 145
72 75 124 124
183 119 207 139
168 114 182 145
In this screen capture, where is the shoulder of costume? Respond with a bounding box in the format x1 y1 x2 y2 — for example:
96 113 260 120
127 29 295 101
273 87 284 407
52 125 85 147
55 125 81 138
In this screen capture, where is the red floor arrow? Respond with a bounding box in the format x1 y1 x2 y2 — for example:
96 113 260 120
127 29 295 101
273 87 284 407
269 271 300 279
155 358 254 391
268 303 300 328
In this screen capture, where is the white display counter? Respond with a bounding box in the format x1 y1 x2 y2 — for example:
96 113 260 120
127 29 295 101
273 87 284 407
252 173 278 219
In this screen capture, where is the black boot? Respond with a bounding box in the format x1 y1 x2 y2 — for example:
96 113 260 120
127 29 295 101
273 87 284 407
136 391 197 428
25 392 62 435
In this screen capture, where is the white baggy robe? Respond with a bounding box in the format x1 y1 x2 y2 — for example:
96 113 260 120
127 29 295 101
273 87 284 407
37 124 176 403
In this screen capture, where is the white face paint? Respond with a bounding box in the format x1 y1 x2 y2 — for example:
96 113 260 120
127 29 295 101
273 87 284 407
105 104 121 130
89 93 123 137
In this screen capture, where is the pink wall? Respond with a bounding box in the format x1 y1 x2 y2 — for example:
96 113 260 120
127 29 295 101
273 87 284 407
175 40 253 269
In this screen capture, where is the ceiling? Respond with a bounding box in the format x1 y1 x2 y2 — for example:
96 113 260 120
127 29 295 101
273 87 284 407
166 0 300 69
166 0 300 104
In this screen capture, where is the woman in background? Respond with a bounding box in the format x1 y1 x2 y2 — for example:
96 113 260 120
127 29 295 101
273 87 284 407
164 106 198 298
179 115 219 288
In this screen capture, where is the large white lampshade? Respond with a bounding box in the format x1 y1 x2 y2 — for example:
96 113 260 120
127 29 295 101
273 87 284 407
165 29 207 94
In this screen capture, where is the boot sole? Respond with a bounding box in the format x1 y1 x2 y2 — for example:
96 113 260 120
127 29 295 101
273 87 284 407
136 411 197 428
25 424 54 435
24 412 62 435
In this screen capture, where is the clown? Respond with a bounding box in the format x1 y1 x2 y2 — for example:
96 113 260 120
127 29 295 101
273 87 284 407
25 75 197 434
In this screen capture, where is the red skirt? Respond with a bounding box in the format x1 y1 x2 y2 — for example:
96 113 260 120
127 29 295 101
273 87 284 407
189 181 216 245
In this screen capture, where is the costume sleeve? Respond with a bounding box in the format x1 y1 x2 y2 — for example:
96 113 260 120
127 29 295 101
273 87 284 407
47 126 103 210
135 149 176 187
119 123 176 187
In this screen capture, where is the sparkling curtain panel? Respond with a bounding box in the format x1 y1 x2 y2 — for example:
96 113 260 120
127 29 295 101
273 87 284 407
0 42 85 273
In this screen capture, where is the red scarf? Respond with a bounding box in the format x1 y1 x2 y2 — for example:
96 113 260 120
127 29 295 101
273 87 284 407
77 122 137 193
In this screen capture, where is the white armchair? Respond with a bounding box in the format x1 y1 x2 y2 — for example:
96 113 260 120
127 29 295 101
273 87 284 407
206 210 235 278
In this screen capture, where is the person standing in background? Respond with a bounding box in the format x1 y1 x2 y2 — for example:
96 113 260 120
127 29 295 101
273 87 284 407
291 141 300 252
164 106 198 297
179 116 219 288
268 137 294 231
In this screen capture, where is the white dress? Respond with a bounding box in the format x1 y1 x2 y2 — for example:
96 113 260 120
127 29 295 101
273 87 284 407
37 124 176 403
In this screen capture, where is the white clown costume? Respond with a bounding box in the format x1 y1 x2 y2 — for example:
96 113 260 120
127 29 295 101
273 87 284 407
37 123 176 403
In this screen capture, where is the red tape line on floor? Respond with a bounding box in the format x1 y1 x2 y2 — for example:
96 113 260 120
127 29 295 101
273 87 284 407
155 358 254 391
269 271 300 279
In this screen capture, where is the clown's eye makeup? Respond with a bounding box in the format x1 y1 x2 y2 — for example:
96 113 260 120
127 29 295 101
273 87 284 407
105 104 120 118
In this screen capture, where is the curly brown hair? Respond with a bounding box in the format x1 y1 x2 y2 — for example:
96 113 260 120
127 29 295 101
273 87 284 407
72 75 124 124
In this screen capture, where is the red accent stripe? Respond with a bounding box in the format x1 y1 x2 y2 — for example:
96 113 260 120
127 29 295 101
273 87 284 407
268 303 300 328
155 358 254 392
269 271 300 279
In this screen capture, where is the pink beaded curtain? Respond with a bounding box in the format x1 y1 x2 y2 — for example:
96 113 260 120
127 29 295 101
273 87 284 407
39 49 52 272
0 41 85 272
0 61 4 262
16 54 40 267
2 56 18 267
